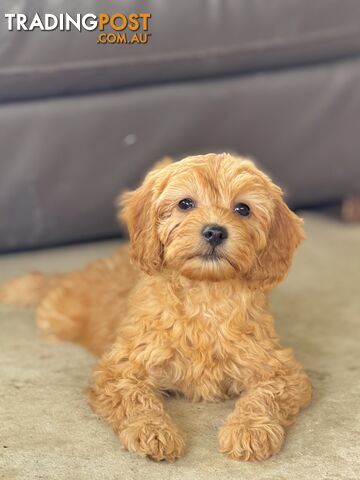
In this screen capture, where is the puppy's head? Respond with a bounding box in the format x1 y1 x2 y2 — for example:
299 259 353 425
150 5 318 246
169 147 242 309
120 153 304 290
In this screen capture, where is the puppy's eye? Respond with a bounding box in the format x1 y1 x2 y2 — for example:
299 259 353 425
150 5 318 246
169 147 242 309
178 198 195 210
234 203 251 217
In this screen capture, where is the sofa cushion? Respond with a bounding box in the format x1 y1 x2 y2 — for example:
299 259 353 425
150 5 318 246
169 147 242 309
0 54 360 251
1 0 360 102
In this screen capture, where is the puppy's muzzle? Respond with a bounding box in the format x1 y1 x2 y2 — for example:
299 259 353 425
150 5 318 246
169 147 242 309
202 224 228 247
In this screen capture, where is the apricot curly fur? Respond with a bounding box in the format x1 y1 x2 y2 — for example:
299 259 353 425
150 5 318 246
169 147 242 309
0 153 311 462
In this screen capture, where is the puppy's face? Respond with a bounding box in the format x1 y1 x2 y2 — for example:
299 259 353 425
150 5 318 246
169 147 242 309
121 154 304 289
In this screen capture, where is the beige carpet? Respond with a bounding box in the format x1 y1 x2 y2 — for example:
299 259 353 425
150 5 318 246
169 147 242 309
1 213 359 480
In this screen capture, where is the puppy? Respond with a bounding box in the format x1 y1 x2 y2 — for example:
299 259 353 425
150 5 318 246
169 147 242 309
0 153 311 462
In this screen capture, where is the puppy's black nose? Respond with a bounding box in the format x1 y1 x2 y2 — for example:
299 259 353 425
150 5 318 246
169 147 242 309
202 224 228 247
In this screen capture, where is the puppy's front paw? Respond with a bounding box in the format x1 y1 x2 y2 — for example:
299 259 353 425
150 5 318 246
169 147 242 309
218 417 285 461
120 415 185 462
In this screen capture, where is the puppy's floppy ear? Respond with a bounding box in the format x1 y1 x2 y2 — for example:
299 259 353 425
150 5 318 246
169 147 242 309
246 189 304 290
118 158 172 275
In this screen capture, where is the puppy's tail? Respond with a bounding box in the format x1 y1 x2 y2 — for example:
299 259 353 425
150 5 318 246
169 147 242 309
0 272 63 306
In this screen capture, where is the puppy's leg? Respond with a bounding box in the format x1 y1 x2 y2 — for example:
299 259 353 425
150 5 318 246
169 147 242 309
0 272 64 306
219 357 311 461
88 346 185 462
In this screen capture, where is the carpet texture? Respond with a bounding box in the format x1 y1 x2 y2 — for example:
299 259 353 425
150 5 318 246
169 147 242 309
0 213 359 480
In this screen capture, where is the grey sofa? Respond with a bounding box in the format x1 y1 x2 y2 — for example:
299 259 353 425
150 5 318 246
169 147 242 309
1 0 360 251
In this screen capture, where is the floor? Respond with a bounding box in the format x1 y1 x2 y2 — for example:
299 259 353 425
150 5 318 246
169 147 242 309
0 213 359 480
